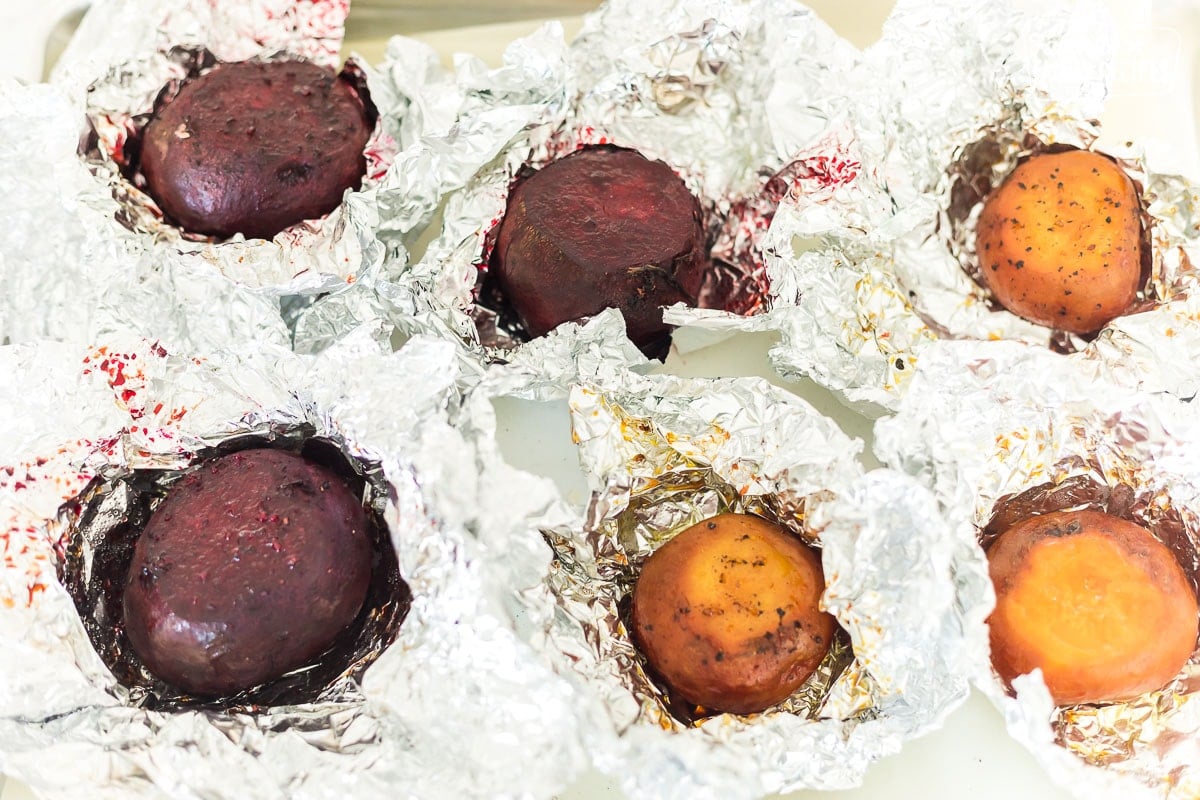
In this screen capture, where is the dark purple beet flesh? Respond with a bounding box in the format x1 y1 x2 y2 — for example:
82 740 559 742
492 145 709 358
139 59 371 240
122 448 372 697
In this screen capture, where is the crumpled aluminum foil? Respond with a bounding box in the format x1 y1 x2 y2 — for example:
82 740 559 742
1 0 520 349
0 331 586 799
875 338 1200 799
515 367 992 799
328 0 858 393
669 0 1200 413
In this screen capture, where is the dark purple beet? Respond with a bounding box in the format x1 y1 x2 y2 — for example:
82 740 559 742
493 145 709 358
140 59 372 240
122 449 372 697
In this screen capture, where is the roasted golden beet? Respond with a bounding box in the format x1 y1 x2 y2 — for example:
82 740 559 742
630 513 834 715
975 150 1142 335
988 509 1198 705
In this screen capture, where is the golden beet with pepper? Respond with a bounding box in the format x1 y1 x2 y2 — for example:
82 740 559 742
630 513 835 715
975 150 1142 335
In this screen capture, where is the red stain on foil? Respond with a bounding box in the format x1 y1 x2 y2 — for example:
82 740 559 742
706 141 863 316
0 445 98 608
788 152 861 193
365 131 398 183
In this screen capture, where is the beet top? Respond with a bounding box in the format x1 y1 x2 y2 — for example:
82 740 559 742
123 448 372 697
139 59 372 240
493 145 710 358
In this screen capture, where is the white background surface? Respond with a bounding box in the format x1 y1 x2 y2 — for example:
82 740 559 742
1 2 1197 798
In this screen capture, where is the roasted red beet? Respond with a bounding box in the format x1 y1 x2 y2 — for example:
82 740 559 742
123 449 372 697
140 60 372 240
493 145 709 358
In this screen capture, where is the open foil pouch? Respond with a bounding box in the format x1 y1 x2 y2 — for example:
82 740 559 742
500 363 992 799
667 0 1200 413
302 0 860 389
876 339 1200 799
0 331 586 798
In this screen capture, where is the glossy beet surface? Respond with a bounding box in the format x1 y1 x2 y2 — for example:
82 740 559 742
140 60 372 240
493 145 709 358
123 449 373 697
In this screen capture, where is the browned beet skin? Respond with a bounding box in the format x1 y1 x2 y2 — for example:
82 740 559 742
123 449 372 697
140 60 372 240
493 145 709 358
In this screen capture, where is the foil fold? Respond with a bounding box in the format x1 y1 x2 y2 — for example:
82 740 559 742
0 331 586 799
875 338 1200 799
523 369 989 798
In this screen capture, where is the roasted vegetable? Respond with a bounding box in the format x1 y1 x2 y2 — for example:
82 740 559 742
975 149 1142 335
141 60 372 240
493 145 709 359
123 449 373 696
630 513 834 715
987 509 1198 705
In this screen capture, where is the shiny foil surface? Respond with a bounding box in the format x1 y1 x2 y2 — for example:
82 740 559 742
875 339 1200 799
670 0 1200 412
0 331 585 799
366 0 857 389
514 365 990 798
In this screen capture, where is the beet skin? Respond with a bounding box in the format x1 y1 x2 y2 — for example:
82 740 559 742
123 449 372 697
493 145 709 358
140 59 372 240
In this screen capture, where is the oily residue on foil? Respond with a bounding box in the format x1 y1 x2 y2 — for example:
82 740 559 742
56 430 409 711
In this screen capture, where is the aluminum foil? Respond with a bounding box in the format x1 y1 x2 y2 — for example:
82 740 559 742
513 367 991 798
53 0 389 296
875 338 1200 799
345 0 858 393
0 331 586 799
670 0 1200 413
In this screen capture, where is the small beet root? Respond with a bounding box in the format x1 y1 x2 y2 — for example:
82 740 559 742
975 149 1143 335
140 59 372 240
493 145 710 359
123 449 373 697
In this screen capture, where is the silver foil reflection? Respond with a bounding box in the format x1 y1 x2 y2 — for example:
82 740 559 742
875 339 1200 799
0 332 585 799
670 0 1200 413
527 368 990 799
